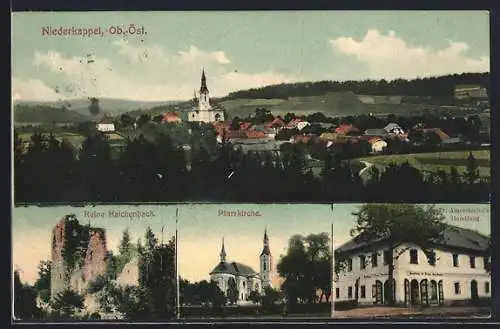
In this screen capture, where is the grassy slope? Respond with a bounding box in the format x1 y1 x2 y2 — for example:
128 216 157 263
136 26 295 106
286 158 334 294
356 150 491 177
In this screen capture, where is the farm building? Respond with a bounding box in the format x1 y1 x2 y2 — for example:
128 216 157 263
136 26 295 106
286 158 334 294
96 117 115 132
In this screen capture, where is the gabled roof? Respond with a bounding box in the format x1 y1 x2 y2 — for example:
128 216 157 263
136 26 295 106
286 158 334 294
97 117 114 124
335 224 489 255
365 129 388 136
384 123 402 131
210 261 258 277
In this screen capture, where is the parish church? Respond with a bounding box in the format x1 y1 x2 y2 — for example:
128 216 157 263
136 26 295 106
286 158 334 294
209 229 273 304
188 69 225 123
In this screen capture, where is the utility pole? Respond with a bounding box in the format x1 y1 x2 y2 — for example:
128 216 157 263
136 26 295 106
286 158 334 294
330 204 335 319
175 207 180 320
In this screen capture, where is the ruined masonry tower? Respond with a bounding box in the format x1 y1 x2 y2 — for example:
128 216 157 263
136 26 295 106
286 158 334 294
50 215 108 298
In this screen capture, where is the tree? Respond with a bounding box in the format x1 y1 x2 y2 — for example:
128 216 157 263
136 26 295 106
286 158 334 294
349 204 446 305
50 289 85 318
137 114 151 127
34 260 52 304
277 235 319 305
248 290 261 304
261 286 280 308
465 152 480 185
227 277 239 305
230 117 241 131
14 270 40 320
89 97 100 116
120 114 133 128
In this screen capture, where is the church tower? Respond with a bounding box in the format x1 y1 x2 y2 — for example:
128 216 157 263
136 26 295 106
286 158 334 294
259 228 272 289
199 68 211 112
220 237 227 263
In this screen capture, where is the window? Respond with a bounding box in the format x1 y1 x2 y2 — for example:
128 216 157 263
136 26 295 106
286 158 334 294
360 255 366 270
429 280 438 302
383 250 391 265
470 256 476 268
484 256 490 270
263 262 266 271
453 254 459 267
243 281 246 288
347 258 353 272
371 252 378 267
454 282 461 295
348 286 353 299
336 288 340 298
485 282 490 294
410 249 418 264
360 285 366 298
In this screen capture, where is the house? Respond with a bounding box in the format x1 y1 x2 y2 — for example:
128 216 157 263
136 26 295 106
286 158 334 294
96 117 115 132
161 112 182 123
296 121 311 131
210 230 273 304
368 137 387 153
286 118 303 129
384 123 405 135
336 124 359 135
290 135 313 144
266 117 286 130
364 128 388 137
415 128 451 143
334 224 490 306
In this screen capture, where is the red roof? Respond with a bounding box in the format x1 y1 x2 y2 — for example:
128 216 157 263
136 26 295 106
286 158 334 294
415 128 450 140
292 135 312 143
246 130 266 138
335 124 359 134
240 122 252 130
286 118 302 128
266 118 286 128
162 112 181 122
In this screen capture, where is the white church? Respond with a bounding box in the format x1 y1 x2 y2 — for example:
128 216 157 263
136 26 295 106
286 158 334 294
209 229 273 304
188 69 225 123
334 224 491 307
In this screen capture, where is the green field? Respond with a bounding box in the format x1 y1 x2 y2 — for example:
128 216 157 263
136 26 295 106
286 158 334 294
356 150 491 177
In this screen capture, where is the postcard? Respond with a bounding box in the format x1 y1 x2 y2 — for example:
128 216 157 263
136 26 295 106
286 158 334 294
12 203 491 321
11 11 491 203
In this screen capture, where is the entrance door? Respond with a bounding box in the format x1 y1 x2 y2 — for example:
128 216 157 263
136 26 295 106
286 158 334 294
375 280 383 305
404 279 410 306
471 280 478 301
410 279 419 306
438 280 444 305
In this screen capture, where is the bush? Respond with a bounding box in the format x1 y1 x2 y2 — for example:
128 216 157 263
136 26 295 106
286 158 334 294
87 275 109 294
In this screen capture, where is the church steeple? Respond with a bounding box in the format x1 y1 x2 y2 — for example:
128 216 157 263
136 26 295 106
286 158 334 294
220 237 226 263
200 68 209 94
261 228 270 256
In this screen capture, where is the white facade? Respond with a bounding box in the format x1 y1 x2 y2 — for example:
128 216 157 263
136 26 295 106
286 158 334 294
210 230 273 304
188 69 225 123
370 140 387 153
97 123 115 132
335 242 491 306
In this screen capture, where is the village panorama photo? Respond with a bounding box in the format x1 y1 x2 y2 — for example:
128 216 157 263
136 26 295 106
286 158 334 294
11 11 491 203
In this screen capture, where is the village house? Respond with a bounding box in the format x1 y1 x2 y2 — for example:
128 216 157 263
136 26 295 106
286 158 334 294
161 111 182 123
96 117 115 133
334 225 490 307
384 123 405 135
368 137 387 153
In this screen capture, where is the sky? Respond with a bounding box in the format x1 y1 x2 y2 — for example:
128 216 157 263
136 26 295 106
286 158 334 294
11 11 489 102
12 203 490 284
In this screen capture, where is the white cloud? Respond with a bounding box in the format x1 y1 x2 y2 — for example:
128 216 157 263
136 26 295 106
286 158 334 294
12 77 65 102
330 29 489 80
15 43 294 102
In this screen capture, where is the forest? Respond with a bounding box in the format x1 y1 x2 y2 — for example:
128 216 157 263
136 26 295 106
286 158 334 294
220 72 489 102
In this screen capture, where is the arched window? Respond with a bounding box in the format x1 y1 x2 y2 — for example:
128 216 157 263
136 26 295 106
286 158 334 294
429 280 438 303
438 280 444 305
420 279 429 306
404 279 410 306
263 262 267 271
